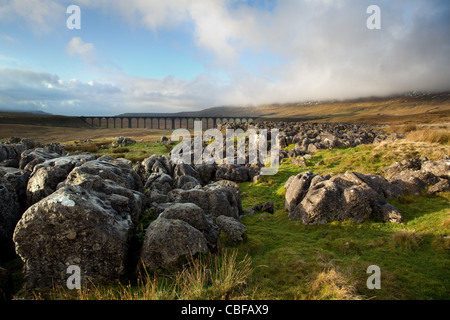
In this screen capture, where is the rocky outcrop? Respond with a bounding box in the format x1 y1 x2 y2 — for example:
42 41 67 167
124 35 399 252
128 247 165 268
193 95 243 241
134 155 175 182
26 154 97 206
222 121 396 160
382 157 450 195
215 215 247 242
252 201 274 214
14 185 137 290
158 202 220 251
140 218 209 271
0 143 26 168
168 183 242 219
215 164 249 182
0 167 30 213
13 158 145 290
285 171 402 225
113 136 136 147
0 176 22 260
19 148 61 172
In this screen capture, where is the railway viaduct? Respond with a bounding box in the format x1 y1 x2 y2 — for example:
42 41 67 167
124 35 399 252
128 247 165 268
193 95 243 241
79 115 255 129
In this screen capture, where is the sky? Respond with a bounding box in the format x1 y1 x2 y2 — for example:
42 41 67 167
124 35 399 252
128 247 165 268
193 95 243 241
0 0 449 116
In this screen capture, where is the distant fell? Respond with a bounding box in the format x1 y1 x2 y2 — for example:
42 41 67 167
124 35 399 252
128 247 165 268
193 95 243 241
120 91 449 124
0 112 91 128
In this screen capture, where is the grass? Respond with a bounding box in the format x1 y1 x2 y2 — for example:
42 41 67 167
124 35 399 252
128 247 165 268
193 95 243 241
406 129 450 144
254 93 450 124
41 249 254 301
235 141 450 300
62 138 172 163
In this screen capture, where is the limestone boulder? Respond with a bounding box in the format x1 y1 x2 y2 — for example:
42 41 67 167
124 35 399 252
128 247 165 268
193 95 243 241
139 218 209 271
13 185 137 290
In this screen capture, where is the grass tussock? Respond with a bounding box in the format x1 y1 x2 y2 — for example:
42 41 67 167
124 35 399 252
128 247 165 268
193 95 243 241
299 268 362 300
385 124 418 134
46 249 254 300
390 230 424 250
373 140 450 163
406 129 450 144
63 143 99 153
112 147 130 153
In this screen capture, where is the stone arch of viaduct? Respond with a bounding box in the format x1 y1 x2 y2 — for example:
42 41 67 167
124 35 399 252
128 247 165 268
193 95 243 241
79 116 255 129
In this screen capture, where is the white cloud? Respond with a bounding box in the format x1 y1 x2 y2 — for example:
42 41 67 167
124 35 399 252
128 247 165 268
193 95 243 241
66 37 96 64
0 0 65 33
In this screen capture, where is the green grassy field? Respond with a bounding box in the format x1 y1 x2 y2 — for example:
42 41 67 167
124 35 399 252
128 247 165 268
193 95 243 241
232 142 449 300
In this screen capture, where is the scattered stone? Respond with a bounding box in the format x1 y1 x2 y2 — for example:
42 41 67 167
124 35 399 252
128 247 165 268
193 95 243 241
252 201 274 214
285 171 403 225
168 183 242 219
215 215 247 243
26 154 96 206
215 164 249 182
158 202 220 250
13 185 138 290
140 218 209 271
19 148 61 172
0 176 22 260
114 136 136 147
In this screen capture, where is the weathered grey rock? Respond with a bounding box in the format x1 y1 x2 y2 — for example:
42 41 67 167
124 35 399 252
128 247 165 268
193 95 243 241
421 159 450 179
252 202 274 214
43 142 66 156
26 154 96 205
19 138 42 150
285 171 317 213
115 136 136 147
0 167 30 213
215 164 249 182
140 218 209 271
291 156 307 167
19 148 61 172
242 208 256 215
13 185 137 290
63 159 143 194
428 179 450 194
307 143 318 154
388 170 428 195
290 180 342 223
287 171 402 225
195 163 217 184
174 175 201 190
159 203 220 250
340 185 376 223
214 180 242 215
371 200 402 224
151 160 167 174
134 155 174 182
382 157 449 196
168 183 241 219
215 215 247 242
0 143 26 168
174 163 200 179
351 172 403 199
0 176 22 260
144 172 173 194
147 190 170 205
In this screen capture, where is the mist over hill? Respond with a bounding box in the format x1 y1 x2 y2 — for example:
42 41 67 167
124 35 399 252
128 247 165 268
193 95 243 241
116 91 450 124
